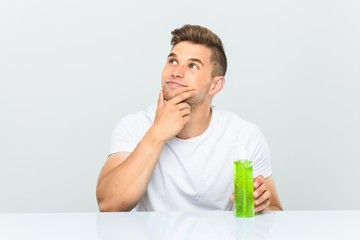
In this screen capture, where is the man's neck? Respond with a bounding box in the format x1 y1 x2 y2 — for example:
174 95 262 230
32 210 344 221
176 104 213 140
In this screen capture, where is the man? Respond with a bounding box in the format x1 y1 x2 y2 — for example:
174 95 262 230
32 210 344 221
96 24 282 212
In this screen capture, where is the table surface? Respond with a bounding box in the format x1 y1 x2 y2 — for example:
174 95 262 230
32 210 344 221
1 210 359 240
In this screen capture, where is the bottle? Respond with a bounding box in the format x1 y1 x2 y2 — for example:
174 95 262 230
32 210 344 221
234 144 254 217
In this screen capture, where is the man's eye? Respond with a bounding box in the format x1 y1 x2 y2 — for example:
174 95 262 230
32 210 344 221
168 59 178 65
189 63 199 69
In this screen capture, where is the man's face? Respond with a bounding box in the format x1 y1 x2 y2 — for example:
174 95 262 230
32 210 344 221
161 41 215 106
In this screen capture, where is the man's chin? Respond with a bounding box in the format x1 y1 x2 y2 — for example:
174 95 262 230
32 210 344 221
163 89 201 107
163 91 182 102
163 92 173 102
163 87 190 100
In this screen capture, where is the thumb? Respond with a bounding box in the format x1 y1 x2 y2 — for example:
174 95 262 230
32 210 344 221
157 90 165 107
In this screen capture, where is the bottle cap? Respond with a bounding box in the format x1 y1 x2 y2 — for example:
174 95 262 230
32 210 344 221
238 144 249 160
232 143 250 160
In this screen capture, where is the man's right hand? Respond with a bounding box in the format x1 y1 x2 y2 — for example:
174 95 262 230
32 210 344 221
151 89 196 142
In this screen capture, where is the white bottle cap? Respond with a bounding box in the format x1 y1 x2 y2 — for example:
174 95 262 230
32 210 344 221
238 144 249 160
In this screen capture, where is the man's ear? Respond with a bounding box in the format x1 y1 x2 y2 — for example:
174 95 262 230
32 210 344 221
209 76 225 96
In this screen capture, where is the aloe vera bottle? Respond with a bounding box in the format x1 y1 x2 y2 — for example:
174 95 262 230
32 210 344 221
234 144 254 217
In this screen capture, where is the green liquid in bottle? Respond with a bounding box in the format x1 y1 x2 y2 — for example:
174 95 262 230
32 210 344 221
234 160 254 217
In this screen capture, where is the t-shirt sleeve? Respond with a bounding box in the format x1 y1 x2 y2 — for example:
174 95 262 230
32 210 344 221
247 124 272 178
109 115 139 156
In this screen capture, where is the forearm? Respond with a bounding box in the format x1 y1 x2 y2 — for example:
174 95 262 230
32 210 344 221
96 128 165 212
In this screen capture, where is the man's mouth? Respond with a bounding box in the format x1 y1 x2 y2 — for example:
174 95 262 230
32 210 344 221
166 80 187 88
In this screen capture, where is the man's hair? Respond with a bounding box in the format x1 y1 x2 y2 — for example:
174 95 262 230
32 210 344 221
170 24 227 77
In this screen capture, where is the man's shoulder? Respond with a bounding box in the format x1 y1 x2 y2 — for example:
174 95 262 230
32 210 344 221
115 105 156 130
213 106 255 126
122 104 156 120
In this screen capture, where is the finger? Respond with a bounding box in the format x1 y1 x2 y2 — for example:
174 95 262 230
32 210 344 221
176 101 191 111
254 185 265 198
254 179 266 199
157 90 165 107
254 188 271 213
230 194 234 202
255 189 271 207
167 89 196 105
182 115 191 125
254 175 264 189
255 198 270 213
180 108 191 118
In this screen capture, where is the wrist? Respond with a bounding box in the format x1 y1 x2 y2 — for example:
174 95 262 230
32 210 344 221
144 127 167 147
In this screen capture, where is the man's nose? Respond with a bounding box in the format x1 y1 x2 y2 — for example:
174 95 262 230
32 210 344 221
172 64 185 78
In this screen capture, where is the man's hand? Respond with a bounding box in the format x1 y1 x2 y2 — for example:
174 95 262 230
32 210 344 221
230 175 282 213
253 175 271 213
151 89 196 142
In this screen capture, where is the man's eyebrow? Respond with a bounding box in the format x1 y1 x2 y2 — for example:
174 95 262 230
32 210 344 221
167 53 177 58
189 58 204 67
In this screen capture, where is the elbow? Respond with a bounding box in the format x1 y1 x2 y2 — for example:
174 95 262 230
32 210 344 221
96 192 121 212
98 201 118 212
97 198 113 212
97 189 137 212
96 188 116 212
98 199 136 212
96 180 140 212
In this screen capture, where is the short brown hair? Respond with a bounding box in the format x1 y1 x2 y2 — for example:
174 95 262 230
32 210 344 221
170 24 227 77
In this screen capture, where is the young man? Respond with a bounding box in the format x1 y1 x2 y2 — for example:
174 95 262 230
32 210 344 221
96 24 282 212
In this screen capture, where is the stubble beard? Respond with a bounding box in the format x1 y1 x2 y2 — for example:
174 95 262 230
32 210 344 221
183 97 203 111
161 73 211 108
164 90 205 112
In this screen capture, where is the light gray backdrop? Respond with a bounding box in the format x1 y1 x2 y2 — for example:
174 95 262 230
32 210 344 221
1 0 359 212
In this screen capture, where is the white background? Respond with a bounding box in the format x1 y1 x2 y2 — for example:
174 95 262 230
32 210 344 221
1 0 359 212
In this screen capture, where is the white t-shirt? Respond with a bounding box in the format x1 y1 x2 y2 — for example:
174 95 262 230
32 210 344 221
109 105 272 211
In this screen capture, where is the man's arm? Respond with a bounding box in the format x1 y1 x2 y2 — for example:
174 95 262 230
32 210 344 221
96 129 166 212
96 90 196 212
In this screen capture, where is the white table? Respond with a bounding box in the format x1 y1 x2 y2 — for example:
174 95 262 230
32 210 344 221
1 211 359 239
